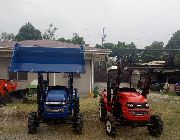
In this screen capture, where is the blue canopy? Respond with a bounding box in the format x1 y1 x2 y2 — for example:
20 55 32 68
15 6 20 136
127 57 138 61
9 44 85 73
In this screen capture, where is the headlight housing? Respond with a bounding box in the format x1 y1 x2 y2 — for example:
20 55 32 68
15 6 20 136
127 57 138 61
126 103 134 108
45 101 66 105
145 103 149 108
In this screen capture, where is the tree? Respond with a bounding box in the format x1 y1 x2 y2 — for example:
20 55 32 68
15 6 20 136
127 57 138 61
166 30 180 49
15 22 42 41
140 41 164 63
166 30 180 66
57 37 67 42
43 23 58 40
96 41 138 65
174 53 180 66
95 44 103 49
71 33 85 45
0 32 15 41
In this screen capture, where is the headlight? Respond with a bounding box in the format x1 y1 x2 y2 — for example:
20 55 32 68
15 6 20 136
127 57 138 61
145 103 149 108
45 101 66 105
46 108 65 113
126 103 134 108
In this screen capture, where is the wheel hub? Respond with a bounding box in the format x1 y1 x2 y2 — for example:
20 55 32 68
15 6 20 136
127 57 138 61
106 120 111 133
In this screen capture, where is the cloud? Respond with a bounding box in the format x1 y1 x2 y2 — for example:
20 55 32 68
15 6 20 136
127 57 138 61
0 0 179 48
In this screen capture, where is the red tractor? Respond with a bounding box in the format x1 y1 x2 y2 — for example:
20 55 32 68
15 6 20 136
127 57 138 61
99 61 163 137
0 79 17 106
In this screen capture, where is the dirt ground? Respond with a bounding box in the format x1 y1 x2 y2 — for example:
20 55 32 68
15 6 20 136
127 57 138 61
0 93 180 140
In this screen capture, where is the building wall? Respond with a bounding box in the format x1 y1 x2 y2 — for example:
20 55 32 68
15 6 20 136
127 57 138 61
0 55 91 94
0 57 10 79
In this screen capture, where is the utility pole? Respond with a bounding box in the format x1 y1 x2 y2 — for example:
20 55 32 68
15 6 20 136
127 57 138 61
102 28 106 47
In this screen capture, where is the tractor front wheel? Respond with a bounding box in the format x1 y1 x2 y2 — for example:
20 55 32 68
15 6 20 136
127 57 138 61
28 112 39 134
105 114 116 138
73 112 83 134
147 115 163 137
99 100 107 122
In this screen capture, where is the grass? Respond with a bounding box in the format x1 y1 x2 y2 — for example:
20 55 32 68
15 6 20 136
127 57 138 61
0 94 180 140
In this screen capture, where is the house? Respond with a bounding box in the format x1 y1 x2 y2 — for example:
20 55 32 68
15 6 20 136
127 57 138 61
0 40 111 95
132 61 180 91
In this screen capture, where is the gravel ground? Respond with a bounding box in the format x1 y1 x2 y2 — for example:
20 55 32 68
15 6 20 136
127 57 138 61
0 93 180 140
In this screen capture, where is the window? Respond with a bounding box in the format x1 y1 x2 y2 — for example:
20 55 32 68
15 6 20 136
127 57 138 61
9 72 17 80
18 72 28 80
9 72 28 81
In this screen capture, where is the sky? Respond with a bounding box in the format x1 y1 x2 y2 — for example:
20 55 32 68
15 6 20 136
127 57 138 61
0 0 180 48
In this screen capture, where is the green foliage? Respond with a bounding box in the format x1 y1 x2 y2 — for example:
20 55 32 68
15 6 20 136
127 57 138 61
95 41 138 64
57 37 66 42
43 23 58 40
174 53 180 66
166 30 180 49
166 30 180 66
93 86 99 98
57 34 85 45
140 41 164 62
95 44 103 49
65 39 72 43
15 22 42 41
71 33 85 45
0 32 15 41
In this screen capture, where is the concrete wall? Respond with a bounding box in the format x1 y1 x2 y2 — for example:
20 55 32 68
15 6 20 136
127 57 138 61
0 57 10 79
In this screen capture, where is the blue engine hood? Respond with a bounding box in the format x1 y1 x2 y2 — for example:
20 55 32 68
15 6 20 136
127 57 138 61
46 90 67 101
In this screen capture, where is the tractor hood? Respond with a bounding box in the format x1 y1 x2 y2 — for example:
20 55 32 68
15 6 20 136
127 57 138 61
46 90 67 102
119 92 147 103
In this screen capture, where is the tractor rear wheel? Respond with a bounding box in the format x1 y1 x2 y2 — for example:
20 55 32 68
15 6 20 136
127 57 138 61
73 112 83 134
99 100 107 122
28 112 39 134
147 115 163 137
105 114 116 138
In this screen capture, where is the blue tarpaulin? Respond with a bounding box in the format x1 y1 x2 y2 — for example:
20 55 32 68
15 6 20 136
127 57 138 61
9 44 85 73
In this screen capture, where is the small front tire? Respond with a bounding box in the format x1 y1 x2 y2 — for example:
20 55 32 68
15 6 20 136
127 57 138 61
105 114 116 138
147 115 163 137
28 112 38 134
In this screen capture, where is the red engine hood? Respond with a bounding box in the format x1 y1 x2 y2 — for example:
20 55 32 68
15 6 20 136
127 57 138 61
118 92 147 103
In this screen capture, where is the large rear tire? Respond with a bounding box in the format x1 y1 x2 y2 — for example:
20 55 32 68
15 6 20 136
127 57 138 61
105 114 116 138
28 112 39 134
147 115 163 137
99 99 107 122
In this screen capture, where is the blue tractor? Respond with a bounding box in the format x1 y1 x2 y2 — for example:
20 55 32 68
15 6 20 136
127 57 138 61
10 44 85 134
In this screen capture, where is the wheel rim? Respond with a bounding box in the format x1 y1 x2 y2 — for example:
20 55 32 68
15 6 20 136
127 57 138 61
106 120 111 133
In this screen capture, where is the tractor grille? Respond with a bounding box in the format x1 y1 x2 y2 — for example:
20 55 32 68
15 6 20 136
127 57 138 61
129 110 149 116
126 102 149 109
45 101 66 107
46 108 65 113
